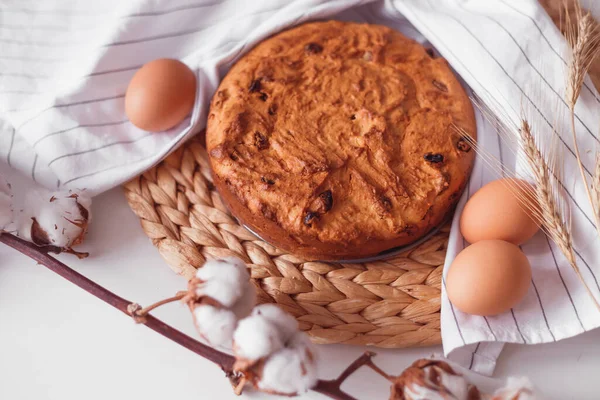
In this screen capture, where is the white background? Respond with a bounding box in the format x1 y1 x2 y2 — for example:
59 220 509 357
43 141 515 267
2 174 600 400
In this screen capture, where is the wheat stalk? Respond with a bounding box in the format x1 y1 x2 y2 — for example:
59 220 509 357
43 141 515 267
463 94 600 311
563 0 600 238
564 1 600 106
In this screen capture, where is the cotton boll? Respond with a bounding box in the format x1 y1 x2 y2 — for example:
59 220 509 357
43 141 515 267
491 377 536 400
258 334 318 395
195 258 251 308
390 359 479 400
258 349 317 395
0 175 13 231
189 257 257 350
233 314 284 362
19 189 91 248
193 305 238 348
251 304 299 343
231 303 318 394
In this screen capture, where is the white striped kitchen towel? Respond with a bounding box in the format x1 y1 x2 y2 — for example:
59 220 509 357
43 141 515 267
1 0 600 376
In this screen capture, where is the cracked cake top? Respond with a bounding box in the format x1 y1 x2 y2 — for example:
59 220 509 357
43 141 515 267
207 21 476 260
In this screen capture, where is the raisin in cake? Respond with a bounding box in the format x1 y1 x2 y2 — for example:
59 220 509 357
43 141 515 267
206 21 476 260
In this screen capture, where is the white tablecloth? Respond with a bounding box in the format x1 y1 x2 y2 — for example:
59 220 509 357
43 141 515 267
2 0 599 375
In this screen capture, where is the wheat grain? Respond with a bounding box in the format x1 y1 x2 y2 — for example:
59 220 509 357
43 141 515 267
564 1 600 107
518 121 575 262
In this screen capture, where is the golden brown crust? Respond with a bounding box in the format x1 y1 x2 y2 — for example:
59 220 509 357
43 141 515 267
207 21 476 260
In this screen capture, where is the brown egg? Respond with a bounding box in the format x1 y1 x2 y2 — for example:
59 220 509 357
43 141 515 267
460 178 540 245
125 59 196 132
447 240 531 316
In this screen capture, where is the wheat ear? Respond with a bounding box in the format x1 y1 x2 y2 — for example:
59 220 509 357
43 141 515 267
564 1 600 106
520 121 600 310
563 0 600 237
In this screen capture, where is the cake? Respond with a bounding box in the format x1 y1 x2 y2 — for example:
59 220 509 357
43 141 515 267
206 21 476 260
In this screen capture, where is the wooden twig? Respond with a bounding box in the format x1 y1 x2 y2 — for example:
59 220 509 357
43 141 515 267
0 232 235 371
0 232 381 399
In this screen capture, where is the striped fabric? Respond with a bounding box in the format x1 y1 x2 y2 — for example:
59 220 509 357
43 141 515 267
1 0 599 376
394 0 600 375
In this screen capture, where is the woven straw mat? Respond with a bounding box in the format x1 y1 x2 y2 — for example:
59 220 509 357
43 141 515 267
124 134 446 349
123 0 600 350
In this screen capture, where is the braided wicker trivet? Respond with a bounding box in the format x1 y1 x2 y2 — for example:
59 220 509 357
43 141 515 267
124 136 446 348
123 0 600 349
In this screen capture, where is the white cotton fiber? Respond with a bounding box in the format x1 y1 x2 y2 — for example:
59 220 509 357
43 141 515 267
193 304 238 348
18 189 91 248
251 304 299 343
195 258 251 308
258 333 318 395
233 314 285 362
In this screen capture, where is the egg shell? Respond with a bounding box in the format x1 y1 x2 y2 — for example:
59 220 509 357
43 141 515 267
447 240 531 316
125 58 197 132
460 178 540 245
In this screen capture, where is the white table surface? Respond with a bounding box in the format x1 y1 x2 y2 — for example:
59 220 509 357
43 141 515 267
2 176 600 399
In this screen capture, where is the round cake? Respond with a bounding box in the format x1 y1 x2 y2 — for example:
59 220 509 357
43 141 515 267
206 21 476 260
